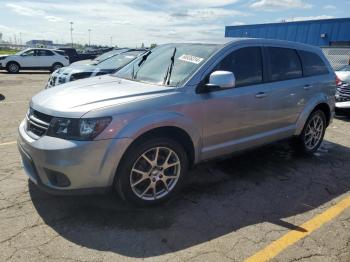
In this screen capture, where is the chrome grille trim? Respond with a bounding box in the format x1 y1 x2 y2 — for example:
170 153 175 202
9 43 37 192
26 108 53 138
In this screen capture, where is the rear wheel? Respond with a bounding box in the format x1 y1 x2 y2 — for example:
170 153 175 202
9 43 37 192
115 137 188 206
6 62 20 73
51 62 63 72
294 110 327 154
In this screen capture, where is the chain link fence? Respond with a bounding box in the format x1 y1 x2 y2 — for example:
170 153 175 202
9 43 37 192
322 47 350 70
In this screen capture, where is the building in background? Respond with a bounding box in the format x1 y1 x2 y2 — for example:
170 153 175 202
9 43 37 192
225 18 350 47
225 18 350 69
26 40 53 47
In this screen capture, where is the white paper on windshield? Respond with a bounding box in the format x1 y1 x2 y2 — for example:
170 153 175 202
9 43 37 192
178 54 204 64
125 55 136 58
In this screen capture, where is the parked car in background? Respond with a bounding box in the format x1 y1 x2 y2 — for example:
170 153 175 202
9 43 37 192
335 65 350 115
58 48 97 63
335 65 350 84
69 48 130 66
18 39 335 206
0 48 69 73
46 49 146 88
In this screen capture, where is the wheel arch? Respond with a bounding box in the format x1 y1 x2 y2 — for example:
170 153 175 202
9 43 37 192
295 95 332 135
6 60 20 68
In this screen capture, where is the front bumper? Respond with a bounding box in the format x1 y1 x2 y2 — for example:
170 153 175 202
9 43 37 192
18 120 132 194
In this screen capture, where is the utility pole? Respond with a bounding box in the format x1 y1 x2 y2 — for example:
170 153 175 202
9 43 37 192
88 29 91 46
110 36 113 47
70 21 74 47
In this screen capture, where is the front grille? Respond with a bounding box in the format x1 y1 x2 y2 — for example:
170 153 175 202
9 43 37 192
26 108 53 138
336 85 350 102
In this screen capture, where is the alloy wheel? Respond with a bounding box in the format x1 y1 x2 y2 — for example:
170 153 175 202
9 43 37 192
9 63 19 73
130 146 181 201
303 113 324 150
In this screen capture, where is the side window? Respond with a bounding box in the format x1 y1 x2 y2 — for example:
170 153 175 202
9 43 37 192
36 50 54 56
267 47 302 81
22 50 35 56
216 47 263 87
298 50 329 76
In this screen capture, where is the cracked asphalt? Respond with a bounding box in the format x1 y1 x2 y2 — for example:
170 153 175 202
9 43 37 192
1 71 350 262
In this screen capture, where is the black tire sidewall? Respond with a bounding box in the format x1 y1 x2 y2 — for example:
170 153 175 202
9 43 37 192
51 63 63 72
6 62 20 73
115 137 189 206
300 110 327 153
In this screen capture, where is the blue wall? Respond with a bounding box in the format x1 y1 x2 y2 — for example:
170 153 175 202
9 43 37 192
225 18 350 46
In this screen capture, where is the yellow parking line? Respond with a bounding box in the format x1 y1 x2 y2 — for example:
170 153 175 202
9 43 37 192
245 196 350 262
0 141 17 146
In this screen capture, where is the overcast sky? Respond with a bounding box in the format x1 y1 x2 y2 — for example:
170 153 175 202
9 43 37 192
0 0 348 47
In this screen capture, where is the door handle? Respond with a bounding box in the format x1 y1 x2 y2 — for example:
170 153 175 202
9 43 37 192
255 92 267 98
304 84 312 90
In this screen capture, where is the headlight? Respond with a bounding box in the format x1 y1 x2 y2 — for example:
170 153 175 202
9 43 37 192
47 117 112 140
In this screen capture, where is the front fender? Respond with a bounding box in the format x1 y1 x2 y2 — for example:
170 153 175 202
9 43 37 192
115 111 202 163
294 93 333 135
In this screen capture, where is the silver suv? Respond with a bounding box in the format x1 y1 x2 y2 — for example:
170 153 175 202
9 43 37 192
18 38 336 205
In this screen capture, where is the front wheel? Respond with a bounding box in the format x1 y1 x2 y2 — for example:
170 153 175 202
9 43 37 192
294 110 327 154
6 62 20 73
115 137 189 206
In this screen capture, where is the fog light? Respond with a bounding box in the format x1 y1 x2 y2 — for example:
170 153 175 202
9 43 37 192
45 169 71 187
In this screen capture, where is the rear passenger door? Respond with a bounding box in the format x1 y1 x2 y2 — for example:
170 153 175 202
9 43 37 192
263 46 305 130
36 50 55 67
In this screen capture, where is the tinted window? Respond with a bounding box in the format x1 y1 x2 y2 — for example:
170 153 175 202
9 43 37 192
299 50 329 76
267 47 302 81
216 47 263 87
36 50 54 56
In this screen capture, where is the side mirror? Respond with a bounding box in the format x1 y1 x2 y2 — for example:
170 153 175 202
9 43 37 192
207 71 235 89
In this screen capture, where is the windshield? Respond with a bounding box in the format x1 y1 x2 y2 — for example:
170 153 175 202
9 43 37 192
94 49 128 62
115 43 220 86
97 50 145 69
338 65 350 72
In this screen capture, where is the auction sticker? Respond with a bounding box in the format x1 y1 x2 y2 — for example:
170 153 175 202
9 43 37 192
178 54 204 64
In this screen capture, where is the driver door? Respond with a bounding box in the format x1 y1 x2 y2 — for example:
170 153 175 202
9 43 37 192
19 49 36 67
200 46 273 160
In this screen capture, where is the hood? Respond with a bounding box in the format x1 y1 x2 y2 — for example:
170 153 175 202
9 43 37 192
56 64 99 75
70 59 95 66
31 74 176 118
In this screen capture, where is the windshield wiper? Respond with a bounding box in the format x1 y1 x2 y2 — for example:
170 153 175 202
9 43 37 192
132 50 152 79
163 47 177 86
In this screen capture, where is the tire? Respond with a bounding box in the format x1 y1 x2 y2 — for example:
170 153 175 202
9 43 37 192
51 63 63 72
6 62 20 73
293 110 327 154
115 137 189 206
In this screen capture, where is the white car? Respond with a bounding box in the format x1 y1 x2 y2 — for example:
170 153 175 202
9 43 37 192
335 65 350 114
336 65 350 84
0 48 69 73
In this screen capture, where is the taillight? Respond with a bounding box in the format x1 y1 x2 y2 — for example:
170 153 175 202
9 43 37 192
336 75 342 86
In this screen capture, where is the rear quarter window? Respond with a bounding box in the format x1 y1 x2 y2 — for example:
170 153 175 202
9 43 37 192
298 50 329 76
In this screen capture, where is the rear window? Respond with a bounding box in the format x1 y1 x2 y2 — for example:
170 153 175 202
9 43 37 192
267 47 302 82
299 50 329 76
